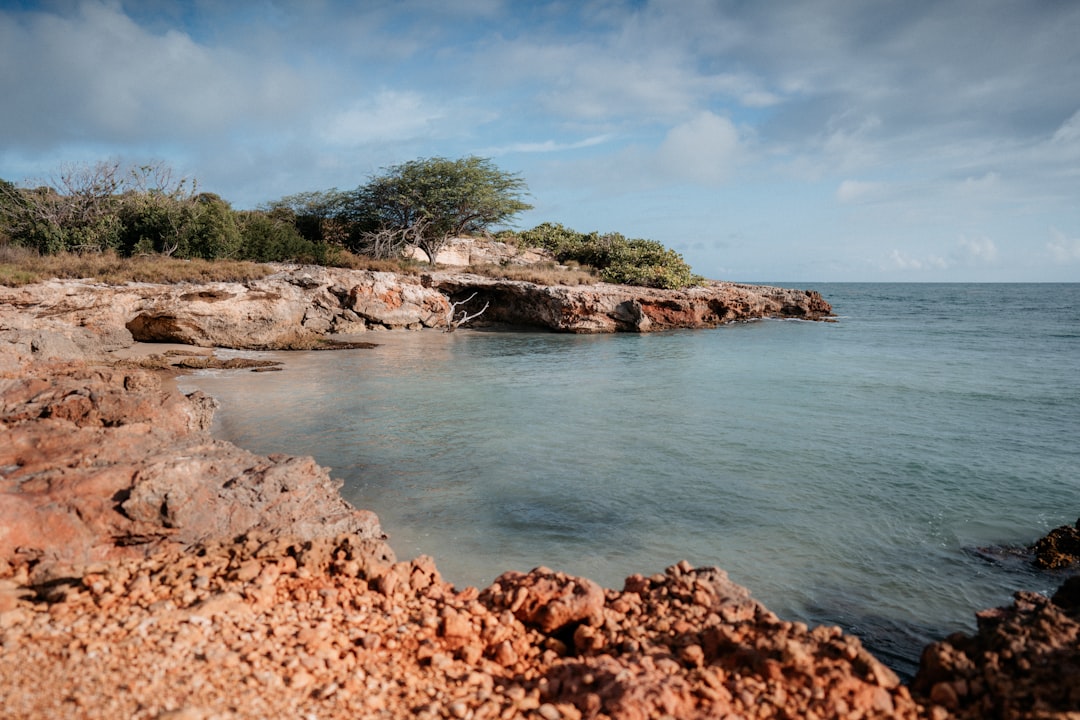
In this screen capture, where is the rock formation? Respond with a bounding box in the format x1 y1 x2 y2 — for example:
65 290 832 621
431 273 832 333
0 363 382 582
1032 519 1080 570
0 266 833 360
0 536 926 720
4 266 1079 718
912 577 1080 719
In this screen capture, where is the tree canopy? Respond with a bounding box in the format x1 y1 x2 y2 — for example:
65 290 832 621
354 156 532 264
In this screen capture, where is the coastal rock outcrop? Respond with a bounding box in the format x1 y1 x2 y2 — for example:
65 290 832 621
0 363 383 579
433 273 833 333
0 266 833 358
912 577 1080 718
1032 518 1080 570
4 267 1080 716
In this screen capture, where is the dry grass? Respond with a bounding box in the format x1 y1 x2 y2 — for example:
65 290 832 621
0 245 597 289
327 250 428 275
463 261 599 286
0 246 274 287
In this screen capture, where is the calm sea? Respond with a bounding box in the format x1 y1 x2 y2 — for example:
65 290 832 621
180 283 1080 676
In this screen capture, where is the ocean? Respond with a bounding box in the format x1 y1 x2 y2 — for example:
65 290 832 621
179 282 1080 677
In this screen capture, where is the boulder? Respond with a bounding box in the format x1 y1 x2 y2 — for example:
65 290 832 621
0 364 383 578
912 576 1080 718
1032 519 1080 569
345 271 450 328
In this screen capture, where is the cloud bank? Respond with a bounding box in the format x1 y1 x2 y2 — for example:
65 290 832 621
1 0 1077 281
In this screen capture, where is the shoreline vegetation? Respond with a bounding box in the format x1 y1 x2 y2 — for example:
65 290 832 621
0 157 701 292
1 159 1078 717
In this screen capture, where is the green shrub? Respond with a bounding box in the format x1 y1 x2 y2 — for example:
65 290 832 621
515 223 702 289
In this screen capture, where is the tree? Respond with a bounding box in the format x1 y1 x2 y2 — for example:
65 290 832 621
264 189 354 246
353 156 532 264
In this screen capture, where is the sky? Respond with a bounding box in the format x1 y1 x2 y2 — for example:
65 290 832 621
1 0 1079 282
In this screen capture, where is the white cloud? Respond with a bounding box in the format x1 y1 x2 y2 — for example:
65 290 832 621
655 112 741 184
836 179 886 204
1052 109 1080 145
887 249 948 272
1047 227 1080 263
0 1 310 146
321 91 445 146
957 235 998 263
483 135 613 155
957 172 1001 194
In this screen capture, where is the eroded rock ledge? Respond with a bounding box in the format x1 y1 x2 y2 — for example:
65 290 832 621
0 266 832 368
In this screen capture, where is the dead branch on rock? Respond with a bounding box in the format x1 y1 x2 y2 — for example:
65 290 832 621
444 292 489 332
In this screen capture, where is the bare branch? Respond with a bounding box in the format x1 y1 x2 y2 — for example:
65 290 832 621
444 292 490 332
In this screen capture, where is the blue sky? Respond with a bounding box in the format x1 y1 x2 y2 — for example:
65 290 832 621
1 0 1079 281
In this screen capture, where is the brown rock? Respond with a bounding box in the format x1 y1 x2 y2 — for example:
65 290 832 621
912 577 1080 718
0 364 383 576
1032 518 1080 569
482 568 605 633
431 274 832 333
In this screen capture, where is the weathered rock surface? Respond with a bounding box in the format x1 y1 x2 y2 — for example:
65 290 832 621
432 273 833 333
0 266 833 361
408 235 555 267
7 265 1077 718
912 576 1080 719
1032 518 1080 570
0 536 926 720
0 363 382 580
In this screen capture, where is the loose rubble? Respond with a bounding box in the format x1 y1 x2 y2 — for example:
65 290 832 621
0 536 925 719
912 576 1080 719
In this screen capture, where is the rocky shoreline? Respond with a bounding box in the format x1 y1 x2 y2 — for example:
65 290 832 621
1 269 1078 718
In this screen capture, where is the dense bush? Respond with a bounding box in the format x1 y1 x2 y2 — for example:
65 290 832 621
516 222 702 289
234 210 345 265
116 192 241 260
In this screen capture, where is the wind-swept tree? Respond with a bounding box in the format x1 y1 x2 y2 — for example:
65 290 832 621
353 156 532 264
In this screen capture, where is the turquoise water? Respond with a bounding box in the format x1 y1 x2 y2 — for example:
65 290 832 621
181 283 1080 676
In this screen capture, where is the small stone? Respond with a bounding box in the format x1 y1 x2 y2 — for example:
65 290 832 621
442 612 472 639
289 669 314 689
494 641 518 667
679 644 705 667
538 702 561 720
929 681 958 710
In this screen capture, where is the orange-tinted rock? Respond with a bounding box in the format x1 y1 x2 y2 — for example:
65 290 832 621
432 275 833 333
912 576 1080 718
0 364 383 577
1032 519 1080 569
482 567 605 633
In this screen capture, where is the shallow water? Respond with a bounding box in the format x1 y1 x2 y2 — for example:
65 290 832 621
181 283 1080 676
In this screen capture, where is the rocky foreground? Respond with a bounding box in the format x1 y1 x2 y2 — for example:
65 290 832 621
1 268 1078 718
